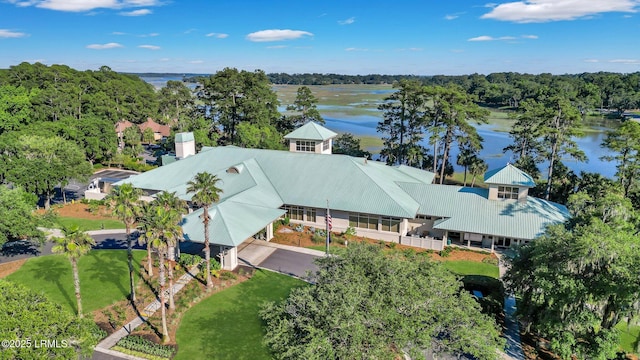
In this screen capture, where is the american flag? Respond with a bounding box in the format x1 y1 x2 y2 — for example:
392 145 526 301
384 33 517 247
327 213 332 231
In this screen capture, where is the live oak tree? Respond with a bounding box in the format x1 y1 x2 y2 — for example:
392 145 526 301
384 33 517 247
261 243 503 360
158 80 195 128
0 134 92 209
0 280 99 360
505 188 640 359
0 185 43 247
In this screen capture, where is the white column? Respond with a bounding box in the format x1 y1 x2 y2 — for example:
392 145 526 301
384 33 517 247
442 230 448 250
266 222 274 241
220 246 238 270
491 238 495 253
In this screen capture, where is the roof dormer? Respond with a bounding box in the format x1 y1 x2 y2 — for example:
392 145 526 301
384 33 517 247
284 121 337 154
483 163 535 201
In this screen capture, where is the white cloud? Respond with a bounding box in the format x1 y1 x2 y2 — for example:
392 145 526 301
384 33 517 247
468 35 495 41
189 60 204 64
445 14 458 20
338 16 356 25
468 34 535 41
86 42 123 49
0 29 28 38
609 59 640 64
206 32 229 38
584 59 600 63
138 44 160 50
159 57 170 61
246 29 313 42
267 45 288 49
112 31 126 35
139 32 159 37
345 47 368 51
7 0 163 12
481 0 639 23
120 8 151 16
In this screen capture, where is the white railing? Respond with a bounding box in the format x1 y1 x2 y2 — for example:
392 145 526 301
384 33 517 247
400 235 443 251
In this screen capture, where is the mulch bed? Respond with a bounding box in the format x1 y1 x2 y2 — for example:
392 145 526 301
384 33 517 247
0 259 28 279
271 225 497 263
37 202 115 220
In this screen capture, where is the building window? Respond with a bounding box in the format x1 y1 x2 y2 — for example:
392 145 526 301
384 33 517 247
381 217 401 232
348 213 378 230
322 139 330 151
283 205 304 221
415 214 432 220
497 186 519 200
306 208 316 223
296 140 315 152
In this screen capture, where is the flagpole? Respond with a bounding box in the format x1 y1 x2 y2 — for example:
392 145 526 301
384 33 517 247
326 199 330 256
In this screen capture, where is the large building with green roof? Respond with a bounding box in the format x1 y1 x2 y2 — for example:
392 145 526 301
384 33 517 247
115 124 569 270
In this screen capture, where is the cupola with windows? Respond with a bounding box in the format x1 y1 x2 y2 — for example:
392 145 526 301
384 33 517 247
483 163 535 201
283 121 337 154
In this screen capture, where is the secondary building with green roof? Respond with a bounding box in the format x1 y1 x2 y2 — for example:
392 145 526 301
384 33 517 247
114 124 569 270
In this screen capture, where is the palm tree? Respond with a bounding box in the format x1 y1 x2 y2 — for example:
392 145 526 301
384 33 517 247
186 172 223 289
137 202 156 277
107 183 143 303
138 204 173 343
52 226 96 318
151 192 185 310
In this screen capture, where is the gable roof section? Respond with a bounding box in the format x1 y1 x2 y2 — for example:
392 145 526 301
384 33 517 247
139 118 170 137
115 120 134 133
175 132 194 143
181 202 285 247
118 146 433 218
398 182 569 240
484 163 535 187
284 121 338 141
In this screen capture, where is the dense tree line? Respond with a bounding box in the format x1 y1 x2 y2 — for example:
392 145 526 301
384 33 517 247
263 71 640 115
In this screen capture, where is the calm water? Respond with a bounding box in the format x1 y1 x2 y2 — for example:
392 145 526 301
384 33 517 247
141 75 618 178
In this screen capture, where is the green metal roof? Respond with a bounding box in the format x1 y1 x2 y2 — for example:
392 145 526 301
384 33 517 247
398 183 569 240
181 202 285 247
283 121 337 141
483 163 535 187
175 132 194 143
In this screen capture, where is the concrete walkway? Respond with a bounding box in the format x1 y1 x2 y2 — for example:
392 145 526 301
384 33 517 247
498 254 525 360
94 263 201 359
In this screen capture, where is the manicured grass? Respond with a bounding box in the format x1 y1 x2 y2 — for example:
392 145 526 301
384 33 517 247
442 260 499 278
5 250 145 315
356 135 384 150
616 321 640 355
174 270 306 360
56 216 125 231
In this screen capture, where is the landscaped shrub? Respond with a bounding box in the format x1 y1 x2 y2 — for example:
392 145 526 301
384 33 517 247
116 335 176 359
332 235 345 245
311 234 325 244
388 242 397 249
343 226 357 236
482 256 499 266
460 275 505 319
220 271 237 281
440 246 453 258
315 229 326 237
309 226 316 234
294 224 304 232
282 217 290 226
179 253 202 268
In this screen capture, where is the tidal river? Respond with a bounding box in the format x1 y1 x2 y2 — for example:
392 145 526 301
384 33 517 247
140 76 619 178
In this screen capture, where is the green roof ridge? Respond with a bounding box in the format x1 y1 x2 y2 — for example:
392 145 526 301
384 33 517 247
483 163 535 187
284 121 337 141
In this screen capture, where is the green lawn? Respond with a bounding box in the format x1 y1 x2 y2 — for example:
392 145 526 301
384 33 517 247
56 216 125 231
616 321 640 355
6 250 145 314
174 270 306 360
445 172 487 188
442 260 499 278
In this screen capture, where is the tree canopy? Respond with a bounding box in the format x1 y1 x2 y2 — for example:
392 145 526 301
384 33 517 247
0 279 100 359
505 186 640 359
261 243 503 360
0 185 43 247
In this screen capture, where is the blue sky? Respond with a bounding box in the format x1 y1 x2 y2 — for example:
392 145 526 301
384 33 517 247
1 0 639 75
